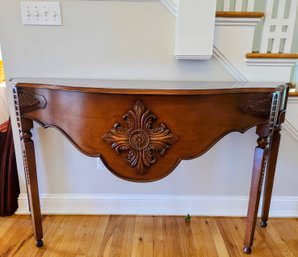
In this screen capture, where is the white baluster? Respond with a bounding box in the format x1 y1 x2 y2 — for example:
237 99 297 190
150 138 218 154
235 0 243 11
272 0 287 53
223 0 231 11
260 0 275 53
284 0 298 52
260 0 298 54
247 0 255 11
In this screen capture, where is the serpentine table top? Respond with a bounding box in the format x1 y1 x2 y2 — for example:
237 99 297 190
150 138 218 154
11 78 290 254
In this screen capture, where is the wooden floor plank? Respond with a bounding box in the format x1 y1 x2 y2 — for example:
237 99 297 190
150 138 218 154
177 216 197 257
142 216 154 257
96 216 117 257
74 215 100 257
229 217 265 257
197 217 220 257
109 216 126 257
61 216 91 257
216 217 244 257
12 215 54 257
120 216 135 257
41 215 74 257
188 216 209 257
0 215 32 257
255 222 289 257
131 216 146 257
270 219 298 257
152 216 163 257
87 216 109 257
0 215 297 257
208 217 229 257
0 215 21 240
164 216 185 257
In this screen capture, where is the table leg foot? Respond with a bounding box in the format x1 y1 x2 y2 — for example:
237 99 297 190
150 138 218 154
243 246 252 254
260 220 267 227
36 239 43 248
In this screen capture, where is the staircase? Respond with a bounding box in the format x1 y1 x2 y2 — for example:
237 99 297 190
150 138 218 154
165 0 298 84
214 0 298 146
162 0 298 147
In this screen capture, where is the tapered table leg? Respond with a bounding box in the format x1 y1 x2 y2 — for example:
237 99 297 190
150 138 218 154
243 126 269 254
20 118 43 247
260 128 281 228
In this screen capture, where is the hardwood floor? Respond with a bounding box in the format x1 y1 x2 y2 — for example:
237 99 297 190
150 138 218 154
0 215 297 257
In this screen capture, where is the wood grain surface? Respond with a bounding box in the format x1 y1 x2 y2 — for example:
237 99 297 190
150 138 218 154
16 84 276 182
216 11 264 18
0 215 297 257
246 53 298 59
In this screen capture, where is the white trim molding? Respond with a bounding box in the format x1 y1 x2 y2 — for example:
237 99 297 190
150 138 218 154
175 0 216 60
288 97 298 104
246 58 298 67
160 0 177 16
284 119 298 142
176 55 212 60
16 194 298 217
215 17 262 27
213 45 248 82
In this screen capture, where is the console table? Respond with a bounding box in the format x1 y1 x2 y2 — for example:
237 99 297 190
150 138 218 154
12 79 289 254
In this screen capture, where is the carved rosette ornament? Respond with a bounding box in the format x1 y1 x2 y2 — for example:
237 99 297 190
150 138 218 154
102 100 177 175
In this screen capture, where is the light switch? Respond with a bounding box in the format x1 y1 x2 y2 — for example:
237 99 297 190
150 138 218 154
21 1 62 25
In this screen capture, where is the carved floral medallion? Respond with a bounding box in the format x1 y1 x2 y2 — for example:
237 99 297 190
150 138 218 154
102 100 177 175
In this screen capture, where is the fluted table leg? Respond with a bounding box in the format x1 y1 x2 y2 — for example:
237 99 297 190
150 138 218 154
243 125 269 254
260 128 281 228
20 118 43 247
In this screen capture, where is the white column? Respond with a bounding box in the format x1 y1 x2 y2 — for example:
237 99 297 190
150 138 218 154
175 0 217 59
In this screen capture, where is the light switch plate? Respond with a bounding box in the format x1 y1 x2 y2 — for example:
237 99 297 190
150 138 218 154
21 1 62 25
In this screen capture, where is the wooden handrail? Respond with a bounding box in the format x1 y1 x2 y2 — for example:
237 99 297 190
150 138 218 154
216 11 264 18
246 53 298 59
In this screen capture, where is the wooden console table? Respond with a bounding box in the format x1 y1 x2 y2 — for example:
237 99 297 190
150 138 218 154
12 79 289 254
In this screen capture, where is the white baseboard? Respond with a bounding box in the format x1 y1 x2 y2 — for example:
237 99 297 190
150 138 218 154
16 194 298 217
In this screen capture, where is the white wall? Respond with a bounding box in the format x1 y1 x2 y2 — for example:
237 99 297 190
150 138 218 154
0 0 297 216
0 1 231 81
